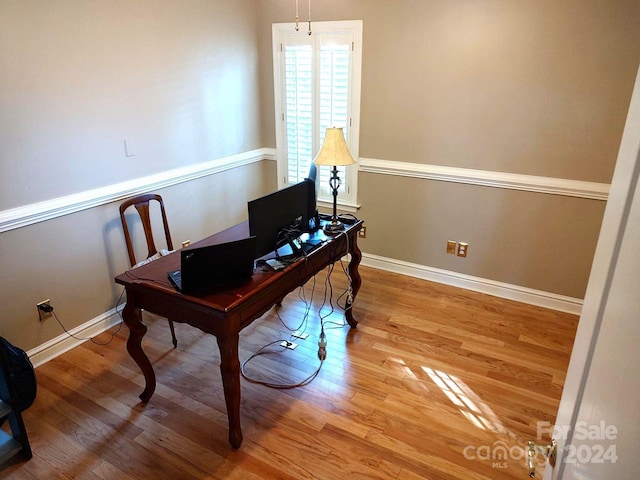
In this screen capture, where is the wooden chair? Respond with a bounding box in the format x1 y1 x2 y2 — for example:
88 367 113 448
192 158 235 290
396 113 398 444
119 194 178 348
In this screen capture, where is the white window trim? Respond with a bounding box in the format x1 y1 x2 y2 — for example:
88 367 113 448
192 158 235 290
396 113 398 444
272 20 363 210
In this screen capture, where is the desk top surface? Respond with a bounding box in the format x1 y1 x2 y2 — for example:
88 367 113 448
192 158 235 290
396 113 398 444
115 219 362 313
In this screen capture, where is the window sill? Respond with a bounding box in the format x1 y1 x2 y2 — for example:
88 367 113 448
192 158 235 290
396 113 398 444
317 199 360 214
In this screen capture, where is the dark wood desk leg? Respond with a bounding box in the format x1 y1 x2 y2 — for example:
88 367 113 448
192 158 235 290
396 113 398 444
216 333 243 448
122 296 156 403
345 233 362 328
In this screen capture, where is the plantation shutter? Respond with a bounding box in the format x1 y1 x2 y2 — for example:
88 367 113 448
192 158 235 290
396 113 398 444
317 36 351 197
274 21 362 207
284 43 313 184
281 32 354 199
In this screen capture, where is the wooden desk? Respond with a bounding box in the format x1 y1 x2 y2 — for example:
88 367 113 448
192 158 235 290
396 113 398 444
114 220 363 448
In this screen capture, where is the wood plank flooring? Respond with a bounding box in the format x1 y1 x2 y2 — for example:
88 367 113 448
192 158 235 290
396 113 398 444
1 265 578 479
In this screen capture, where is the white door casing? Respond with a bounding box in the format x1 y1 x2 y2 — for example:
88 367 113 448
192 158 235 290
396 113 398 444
547 66 640 479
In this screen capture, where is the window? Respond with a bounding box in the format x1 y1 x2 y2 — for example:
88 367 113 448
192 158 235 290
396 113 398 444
272 21 362 209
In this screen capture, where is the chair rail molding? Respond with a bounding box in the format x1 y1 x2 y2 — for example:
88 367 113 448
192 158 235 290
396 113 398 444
358 157 610 200
0 148 276 233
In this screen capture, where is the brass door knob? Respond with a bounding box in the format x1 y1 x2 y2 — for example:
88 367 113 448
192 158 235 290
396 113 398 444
527 439 557 478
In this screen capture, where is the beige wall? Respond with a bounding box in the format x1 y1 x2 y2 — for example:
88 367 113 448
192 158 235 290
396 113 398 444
358 175 605 296
0 0 261 209
3 1 640 352
0 0 266 350
0 163 273 347
257 0 640 298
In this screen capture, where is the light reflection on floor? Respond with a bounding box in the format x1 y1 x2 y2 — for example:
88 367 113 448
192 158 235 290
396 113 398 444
423 366 511 436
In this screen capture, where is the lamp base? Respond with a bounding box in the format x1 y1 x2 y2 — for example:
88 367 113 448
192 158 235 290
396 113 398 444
323 220 345 235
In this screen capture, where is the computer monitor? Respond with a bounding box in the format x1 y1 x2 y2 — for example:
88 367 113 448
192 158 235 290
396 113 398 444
248 179 317 259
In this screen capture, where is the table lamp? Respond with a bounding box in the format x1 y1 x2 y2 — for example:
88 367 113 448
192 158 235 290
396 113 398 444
313 127 356 233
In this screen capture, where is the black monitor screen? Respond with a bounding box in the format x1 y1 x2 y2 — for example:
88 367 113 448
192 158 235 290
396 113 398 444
248 179 316 259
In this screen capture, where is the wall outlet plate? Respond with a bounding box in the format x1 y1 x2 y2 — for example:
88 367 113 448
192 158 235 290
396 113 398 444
37 299 53 321
457 242 469 258
446 240 457 254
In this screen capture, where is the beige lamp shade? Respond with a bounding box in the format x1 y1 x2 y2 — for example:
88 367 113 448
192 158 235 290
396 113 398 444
313 127 356 166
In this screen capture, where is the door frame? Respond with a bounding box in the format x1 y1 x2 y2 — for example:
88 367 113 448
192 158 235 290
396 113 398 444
547 66 640 479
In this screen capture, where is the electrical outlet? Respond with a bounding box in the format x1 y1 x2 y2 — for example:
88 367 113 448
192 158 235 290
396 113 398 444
358 226 367 238
37 299 53 321
182 240 191 248
280 340 298 350
446 240 457 254
457 242 469 258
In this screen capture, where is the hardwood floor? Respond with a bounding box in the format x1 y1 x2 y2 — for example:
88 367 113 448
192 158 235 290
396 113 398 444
1 265 578 479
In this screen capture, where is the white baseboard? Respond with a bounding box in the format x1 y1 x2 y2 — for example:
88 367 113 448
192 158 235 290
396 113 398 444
27 308 122 368
361 253 583 315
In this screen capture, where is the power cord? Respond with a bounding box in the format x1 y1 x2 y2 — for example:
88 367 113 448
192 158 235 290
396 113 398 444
335 230 355 312
317 231 354 330
317 328 327 361
39 291 125 346
240 220 358 389
274 272 317 335
241 267 327 389
240 339 324 389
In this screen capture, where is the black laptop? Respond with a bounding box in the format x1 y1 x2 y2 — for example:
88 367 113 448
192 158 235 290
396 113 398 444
167 236 256 294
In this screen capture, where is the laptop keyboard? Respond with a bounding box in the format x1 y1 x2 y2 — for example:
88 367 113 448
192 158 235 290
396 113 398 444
167 270 182 290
